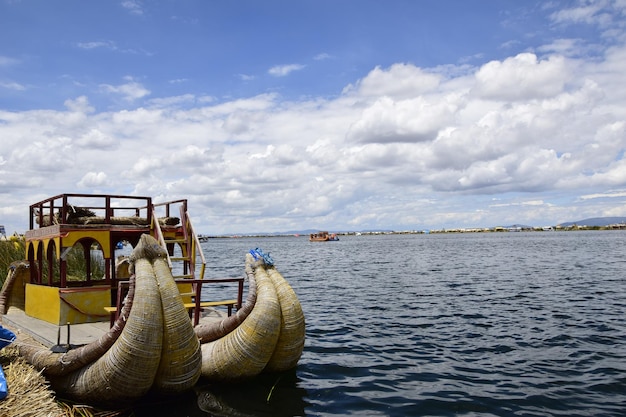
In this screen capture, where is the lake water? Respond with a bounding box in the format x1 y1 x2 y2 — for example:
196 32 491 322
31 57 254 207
133 231 626 417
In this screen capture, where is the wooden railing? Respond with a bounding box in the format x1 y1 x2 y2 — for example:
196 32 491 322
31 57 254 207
29 193 152 230
150 199 206 280
107 277 244 327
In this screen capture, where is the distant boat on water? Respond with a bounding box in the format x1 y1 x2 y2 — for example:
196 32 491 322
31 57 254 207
309 231 339 241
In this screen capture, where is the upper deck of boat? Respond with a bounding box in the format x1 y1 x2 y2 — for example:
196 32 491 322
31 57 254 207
24 193 171 240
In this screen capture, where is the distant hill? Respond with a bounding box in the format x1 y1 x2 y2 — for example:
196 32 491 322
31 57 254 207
504 224 532 229
558 217 626 227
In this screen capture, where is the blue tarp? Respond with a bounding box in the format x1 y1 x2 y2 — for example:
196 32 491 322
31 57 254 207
249 247 274 266
0 326 15 350
0 365 6 400
0 326 15 400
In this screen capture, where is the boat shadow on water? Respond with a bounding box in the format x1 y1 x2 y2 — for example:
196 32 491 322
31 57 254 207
129 370 308 417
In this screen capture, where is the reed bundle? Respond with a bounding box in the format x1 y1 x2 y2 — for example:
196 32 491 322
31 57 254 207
151 254 201 392
50 254 163 404
264 266 306 372
200 254 281 380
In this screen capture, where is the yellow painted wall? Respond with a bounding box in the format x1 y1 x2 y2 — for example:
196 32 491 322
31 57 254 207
25 284 60 324
25 284 111 325
59 287 111 324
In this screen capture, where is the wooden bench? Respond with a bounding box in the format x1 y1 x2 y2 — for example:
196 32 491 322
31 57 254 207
104 299 238 326
177 278 244 326
104 306 118 327
183 299 238 325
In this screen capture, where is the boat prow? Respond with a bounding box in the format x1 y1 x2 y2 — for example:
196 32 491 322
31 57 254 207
197 250 305 380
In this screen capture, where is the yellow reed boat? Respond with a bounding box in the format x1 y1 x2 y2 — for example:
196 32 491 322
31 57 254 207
0 193 305 406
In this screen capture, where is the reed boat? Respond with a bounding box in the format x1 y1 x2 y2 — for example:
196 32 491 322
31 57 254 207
0 194 305 406
309 231 339 241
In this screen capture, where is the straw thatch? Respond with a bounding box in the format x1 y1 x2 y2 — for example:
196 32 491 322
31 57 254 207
199 253 281 380
0 346 65 417
0 345 130 417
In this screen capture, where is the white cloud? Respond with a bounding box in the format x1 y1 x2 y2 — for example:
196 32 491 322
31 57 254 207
2 3 626 234
148 94 196 108
473 53 570 101
64 96 94 113
580 190 626 200
126 156 164 177
75 129 117 149
0 81 26 91
100 77 150 101
537 38 588 56
78 171 109 188
345 63 442 98
314 53 332 61
550 2 612 27
170 145 220 166
346 93 461 144
268 64 306 77
237 74 255 81
76 41 117 50
121 0 144 15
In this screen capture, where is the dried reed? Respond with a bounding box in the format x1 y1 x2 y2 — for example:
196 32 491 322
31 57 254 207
0 345 128 417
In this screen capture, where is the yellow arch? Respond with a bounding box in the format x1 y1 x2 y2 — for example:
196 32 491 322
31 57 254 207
60 230 112 259
25 230 112 261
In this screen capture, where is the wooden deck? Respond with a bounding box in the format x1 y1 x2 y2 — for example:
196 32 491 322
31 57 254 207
1 307 228 348
1 309 109 347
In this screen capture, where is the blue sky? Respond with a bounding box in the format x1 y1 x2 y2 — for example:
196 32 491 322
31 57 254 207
1 1 540 110
1 0 626 235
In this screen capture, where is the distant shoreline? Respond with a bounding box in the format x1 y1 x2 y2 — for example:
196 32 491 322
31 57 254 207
199 224 626 240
